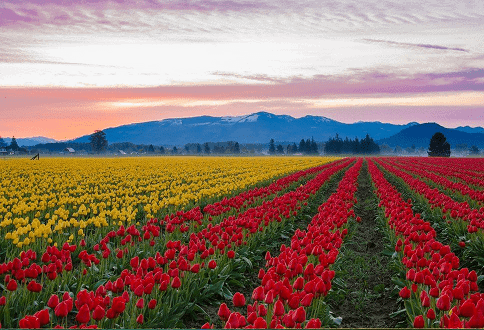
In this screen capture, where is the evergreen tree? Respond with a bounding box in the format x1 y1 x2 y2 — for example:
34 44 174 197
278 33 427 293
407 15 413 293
159 146 165 154
310 137 318 154
184 145 190 154
172 146 178 154
299 139 306 154
9 136 19 151
89 130 108 153
292 143 298 153
148 144 155 153
428 132 451 157
269 139 276 154
204 142 210 154
196 144 202 154
276 144 284 154
0 136 6 148
234 142 240 154
470 145 480 155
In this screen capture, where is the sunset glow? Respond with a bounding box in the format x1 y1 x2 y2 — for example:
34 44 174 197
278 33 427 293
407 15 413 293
1 0 483 139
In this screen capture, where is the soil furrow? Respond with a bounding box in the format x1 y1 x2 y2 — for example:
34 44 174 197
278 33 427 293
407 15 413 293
328 160 400 328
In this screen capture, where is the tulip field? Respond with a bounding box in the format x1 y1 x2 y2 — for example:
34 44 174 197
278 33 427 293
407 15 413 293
1 156 484 328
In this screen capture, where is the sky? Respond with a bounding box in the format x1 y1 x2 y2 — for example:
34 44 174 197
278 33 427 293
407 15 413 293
1 0 484 140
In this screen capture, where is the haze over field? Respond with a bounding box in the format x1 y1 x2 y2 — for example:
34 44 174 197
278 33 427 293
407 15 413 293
1 0 483 140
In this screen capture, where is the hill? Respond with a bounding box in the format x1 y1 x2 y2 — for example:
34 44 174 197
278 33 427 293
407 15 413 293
70 112 417 145
377 123 484 148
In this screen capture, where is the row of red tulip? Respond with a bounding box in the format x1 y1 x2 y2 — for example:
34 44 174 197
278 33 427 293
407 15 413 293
203 159 347 216
368 159 484 328
375 158 484 234
403 158 484 189
391 158 484 203
0 159 353 328
418 158 484 178
152 159 347 234
206 159 363 329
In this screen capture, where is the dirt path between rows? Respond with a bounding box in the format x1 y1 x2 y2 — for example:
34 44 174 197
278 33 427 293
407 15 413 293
328 160 402 328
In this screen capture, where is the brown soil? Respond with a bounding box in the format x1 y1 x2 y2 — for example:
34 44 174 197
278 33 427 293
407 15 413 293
328 160 403 328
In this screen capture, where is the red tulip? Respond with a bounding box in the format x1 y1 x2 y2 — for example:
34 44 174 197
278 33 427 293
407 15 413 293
399 286 411 299
232 292 245 307
48 294 60 309
227 250 235 258
55 301 69 318
148 299 157 309
111 296 126 314
0 296 6 306
76 304 91 324
34 309 50 326
171 276 181 289
130 256 139 269
136 298 144 309
264 291 274 304
136 314 144 324
19 315 40 329
413 315 424 328
253 317 267 329
460 299 476 318
274 300 285 316
305 318 322 328
426 308 436 320
258 304 267 317
6 279 17 291
208 260 217 269
293 306 306 323
252 286 264 301
92 305 105 321
218 303 231 321
134 284 144 297
436 294 451 311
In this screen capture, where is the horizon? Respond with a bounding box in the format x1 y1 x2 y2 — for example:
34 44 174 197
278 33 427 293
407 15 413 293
1 0 484 140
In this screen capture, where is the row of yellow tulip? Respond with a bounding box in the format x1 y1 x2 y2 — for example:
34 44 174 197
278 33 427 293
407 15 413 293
0 157 339 249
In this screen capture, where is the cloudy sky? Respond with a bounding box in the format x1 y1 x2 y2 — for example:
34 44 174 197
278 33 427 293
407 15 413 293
1 0 483 140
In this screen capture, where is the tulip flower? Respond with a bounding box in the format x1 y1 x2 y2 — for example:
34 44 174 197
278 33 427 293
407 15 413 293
92 305 105 321
148 299 157 309
413 315 424 328
232 292 245 307
136 314 144 324
6 279 17 291
34 309 50 327
218 303 231 321
76 304 91 324
436 294 451 311
55 301 69 318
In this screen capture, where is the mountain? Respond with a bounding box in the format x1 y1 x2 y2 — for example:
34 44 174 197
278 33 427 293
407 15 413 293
70 112 418 145
2 136 58 147
377 123 484 148
455 126 484 134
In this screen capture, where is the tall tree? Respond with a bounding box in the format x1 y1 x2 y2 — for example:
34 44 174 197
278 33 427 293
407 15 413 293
89 130 108 153
0 136 6 148
470 145 480 155
269 139 276 154
159 146 165 154
204 142 210 154
148 144 155 153
276 144 284 154
428 132 451 157
234 142 240 154
299 139 306 154
9 136 19 151
196 143 202 154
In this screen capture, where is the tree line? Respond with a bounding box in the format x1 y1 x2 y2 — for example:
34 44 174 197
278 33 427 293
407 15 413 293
324 134 380 155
